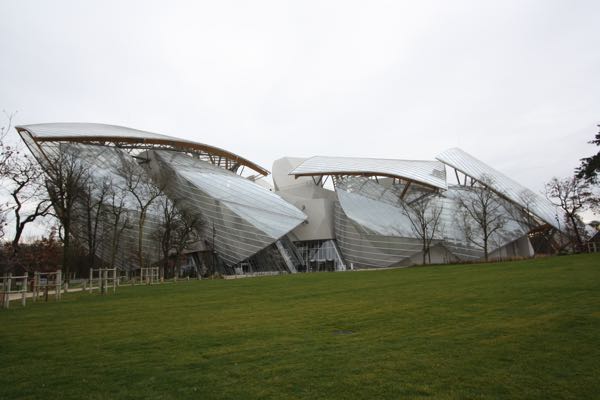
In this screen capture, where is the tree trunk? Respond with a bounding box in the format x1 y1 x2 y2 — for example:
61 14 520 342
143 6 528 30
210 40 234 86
138 211 146 268
63 219 71 284
568 214 584 248
175 254 181 278
483 237 488 262
110 217 120 268
11 231 23 256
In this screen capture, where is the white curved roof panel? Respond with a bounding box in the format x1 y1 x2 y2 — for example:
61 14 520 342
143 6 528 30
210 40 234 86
16 122 269 176
17 122 177 141
436 148 565 230
290 156 448 190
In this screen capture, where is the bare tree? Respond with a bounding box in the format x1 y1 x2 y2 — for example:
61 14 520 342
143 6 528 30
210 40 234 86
120 157 163 269
0 111 18 239
510 188 565 253
0 111 52 259
154 196 203 278
106 182 131 269
172 214 203 276
80 176 111 270
400 194 444 264
0 110 17 177
545 176 591 249
6 154 52 255
0 207 6 241
154 195 176 277
514 189 541 231
44 146 91 284
455 175 507 261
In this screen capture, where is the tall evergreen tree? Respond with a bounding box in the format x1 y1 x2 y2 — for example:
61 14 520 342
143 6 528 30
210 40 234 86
576 124 600 182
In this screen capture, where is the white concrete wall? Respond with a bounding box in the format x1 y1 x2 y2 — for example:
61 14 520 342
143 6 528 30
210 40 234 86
273 157 337 241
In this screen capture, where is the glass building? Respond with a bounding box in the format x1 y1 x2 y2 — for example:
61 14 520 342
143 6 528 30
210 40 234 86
17 123 306 275
274 151 565 269
17 122 565 274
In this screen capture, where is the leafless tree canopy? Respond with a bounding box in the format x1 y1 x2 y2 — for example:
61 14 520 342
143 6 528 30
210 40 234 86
1 111 52 263
545 176 592 249
118 155 163 268
154 196 203 278
0 111 18 239
78 176 112 270
400 193 444 265
454 175 507 261
6 151 52 254
106 181 132 269
44 145 91 282
0 111 17 177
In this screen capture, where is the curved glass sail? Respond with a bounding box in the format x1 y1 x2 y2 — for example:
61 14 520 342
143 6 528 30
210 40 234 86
437 148 565 230
334 177 530 268
149 150 307 266
17 123 305 273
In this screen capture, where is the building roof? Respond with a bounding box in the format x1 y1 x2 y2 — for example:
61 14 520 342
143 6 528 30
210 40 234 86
16 122 269 176
436 147 564 230
289 156 448 190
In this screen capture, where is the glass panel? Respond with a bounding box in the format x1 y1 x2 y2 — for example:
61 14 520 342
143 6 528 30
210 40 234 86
150 150 306 266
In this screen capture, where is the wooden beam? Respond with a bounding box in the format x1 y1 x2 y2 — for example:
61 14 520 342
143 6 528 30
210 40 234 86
400 181 412 199
291 171 444 191
18 129 270 176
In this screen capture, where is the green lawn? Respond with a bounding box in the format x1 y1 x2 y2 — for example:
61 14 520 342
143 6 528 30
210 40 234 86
1 254 599 399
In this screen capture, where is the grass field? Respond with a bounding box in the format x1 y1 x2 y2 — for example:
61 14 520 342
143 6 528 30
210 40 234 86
1 254 599 399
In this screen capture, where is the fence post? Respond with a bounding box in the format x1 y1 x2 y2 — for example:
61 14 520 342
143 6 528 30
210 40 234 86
6 273 12 309
1 276 6 309
33 272 38 302
56 270 62 301
22 273 28 307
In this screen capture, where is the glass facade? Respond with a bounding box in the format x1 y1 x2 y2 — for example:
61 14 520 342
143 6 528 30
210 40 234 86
18 125 307 274
19 124 555 273
333 176 530 268
32 141 165 270
149 150 307 267
437 148 564 229
294 240 345 272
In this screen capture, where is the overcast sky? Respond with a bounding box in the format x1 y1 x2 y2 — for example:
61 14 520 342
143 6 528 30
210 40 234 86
1 0 599 197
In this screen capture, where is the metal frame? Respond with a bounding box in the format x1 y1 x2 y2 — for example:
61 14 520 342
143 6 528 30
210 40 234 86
16 127 269 177
446 165 546 227
297 171 442 192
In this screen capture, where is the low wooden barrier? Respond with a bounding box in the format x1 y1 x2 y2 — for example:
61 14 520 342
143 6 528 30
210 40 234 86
140 267 160 285
89 268 117 294
0 273 28 309
33 271 62 303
